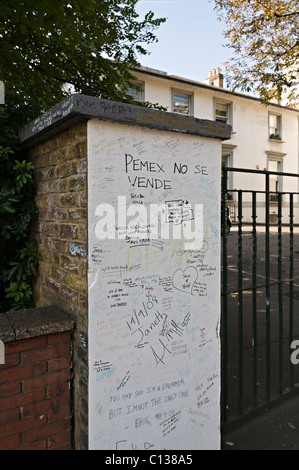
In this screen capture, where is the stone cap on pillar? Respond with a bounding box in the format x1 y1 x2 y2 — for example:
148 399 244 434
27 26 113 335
0 306 74 343
19 94 231 147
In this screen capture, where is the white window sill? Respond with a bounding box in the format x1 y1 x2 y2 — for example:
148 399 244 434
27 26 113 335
268 138 285 143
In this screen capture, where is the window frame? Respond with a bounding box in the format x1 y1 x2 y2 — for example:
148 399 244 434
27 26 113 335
171 89 194 116
268 112 282 141
214 98 233 127
266 151 286 199
221 144 236 197
126 81 145 102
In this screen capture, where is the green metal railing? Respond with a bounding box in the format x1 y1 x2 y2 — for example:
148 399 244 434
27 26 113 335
221 167 299 427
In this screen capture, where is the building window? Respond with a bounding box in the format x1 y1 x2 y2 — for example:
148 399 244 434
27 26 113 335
214 99 232 126
126 81 144 102
221 152 233 194
269 113 282 140
268 157 283 200
172 90 193 115
221 144 237 197
222 151 236 219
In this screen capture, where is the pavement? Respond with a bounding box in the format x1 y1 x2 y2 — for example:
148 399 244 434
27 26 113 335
221 390 299 450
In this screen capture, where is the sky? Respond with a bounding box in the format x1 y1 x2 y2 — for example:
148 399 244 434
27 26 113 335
135 0 231 85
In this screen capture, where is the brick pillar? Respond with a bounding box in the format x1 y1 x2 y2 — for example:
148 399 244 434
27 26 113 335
19 94 231 450
26 123 88 449
0 307 74 450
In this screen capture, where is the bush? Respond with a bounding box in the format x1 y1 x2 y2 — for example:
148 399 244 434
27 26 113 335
0 145 41 311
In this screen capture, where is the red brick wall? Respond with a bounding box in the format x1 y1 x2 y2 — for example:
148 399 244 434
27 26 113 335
0 331 73 450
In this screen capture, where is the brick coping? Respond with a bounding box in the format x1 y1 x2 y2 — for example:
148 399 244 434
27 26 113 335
0 306 74 343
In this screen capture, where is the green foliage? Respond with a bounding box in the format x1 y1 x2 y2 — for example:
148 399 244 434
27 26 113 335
0 145 41 311
5 282 33 311
0 0 166 123
213 0 299 105
0 1 166 312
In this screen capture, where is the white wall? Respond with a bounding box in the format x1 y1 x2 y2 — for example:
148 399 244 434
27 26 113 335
87 118 222 450
133 70 299 223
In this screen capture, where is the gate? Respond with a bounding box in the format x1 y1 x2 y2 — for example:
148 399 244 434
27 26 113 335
221 167 299 427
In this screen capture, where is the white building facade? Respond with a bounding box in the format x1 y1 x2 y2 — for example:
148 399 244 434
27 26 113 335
129 66 299 224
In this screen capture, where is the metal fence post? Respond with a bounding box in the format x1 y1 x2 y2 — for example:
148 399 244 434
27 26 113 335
252 191 258 407
238 190 243 414
221 170 228 424
265 171 271 401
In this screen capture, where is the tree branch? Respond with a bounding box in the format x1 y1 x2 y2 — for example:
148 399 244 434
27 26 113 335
274 11 299 19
